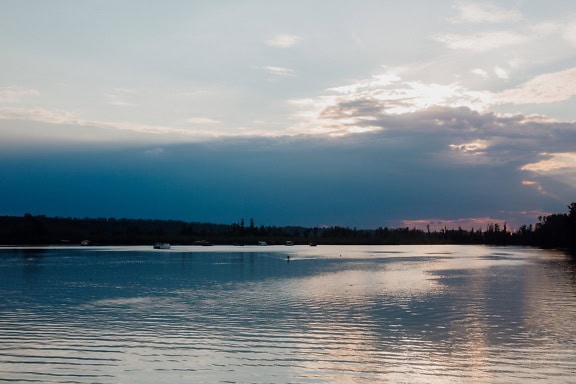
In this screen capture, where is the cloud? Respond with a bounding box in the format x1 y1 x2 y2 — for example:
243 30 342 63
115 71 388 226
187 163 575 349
529 21 559 37
522 180 547 196
105 95 138 107
495 67 576 104
287 68 576 204
521 152 576 172
0 105 287 145
449 139 489 154
0 86 39 103
0 106 75 125
0 106 215 139
401 217 508 231
8 66 572 154
1 134 552 228
290 70 493 136
265 34 300 48
290 66 576 140
563 21 576 45
400 207 554 231
432 31 528 52
520 152 576 193
104 89 138 107
185 117 221 124
494 66 509 80
528 18 576 45
327 73 402 94
261 66 295 77
471 68 489 79
450 2 523 24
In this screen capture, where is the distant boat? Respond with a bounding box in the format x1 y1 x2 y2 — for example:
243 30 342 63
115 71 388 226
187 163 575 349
153 242 171 250
285 241 294 246
309 242 317 247
258 241 268 246
80 240 91 246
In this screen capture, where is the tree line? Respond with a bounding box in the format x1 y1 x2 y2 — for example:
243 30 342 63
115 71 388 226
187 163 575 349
0 203 574 250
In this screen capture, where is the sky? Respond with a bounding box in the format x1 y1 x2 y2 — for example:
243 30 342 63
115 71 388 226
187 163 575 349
1 0 576 230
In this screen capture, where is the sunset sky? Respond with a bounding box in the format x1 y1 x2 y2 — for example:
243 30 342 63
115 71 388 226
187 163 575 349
1 1 576 229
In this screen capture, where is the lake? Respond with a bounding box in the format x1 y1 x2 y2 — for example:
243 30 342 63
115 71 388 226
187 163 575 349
1 244 575 383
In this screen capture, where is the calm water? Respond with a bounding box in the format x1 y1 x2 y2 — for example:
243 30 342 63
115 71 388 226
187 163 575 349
1 245 575 383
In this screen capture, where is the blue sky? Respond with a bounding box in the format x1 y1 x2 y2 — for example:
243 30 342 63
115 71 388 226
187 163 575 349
1 1 576 229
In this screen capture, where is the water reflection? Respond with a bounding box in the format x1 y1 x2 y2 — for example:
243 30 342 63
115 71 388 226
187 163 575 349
0 245 575 383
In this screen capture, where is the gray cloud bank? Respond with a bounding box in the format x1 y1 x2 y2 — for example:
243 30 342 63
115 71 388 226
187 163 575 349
1 118 570 229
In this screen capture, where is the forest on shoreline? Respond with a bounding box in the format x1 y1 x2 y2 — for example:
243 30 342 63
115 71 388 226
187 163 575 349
1 203 575 252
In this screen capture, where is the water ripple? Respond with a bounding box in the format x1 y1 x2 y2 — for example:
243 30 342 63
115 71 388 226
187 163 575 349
1 245 576 382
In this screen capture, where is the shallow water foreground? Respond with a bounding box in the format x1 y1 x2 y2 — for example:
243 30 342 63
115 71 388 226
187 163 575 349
1 244 575 383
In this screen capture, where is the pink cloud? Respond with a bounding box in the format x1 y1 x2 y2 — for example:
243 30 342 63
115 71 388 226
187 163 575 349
397 210 549 232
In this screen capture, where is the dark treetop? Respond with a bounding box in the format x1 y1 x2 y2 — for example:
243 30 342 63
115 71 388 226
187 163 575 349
1 203 575 251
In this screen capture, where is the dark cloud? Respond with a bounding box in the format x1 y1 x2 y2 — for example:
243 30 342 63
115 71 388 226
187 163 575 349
316 99 576 166
0 130 564 228
2 91 574 228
